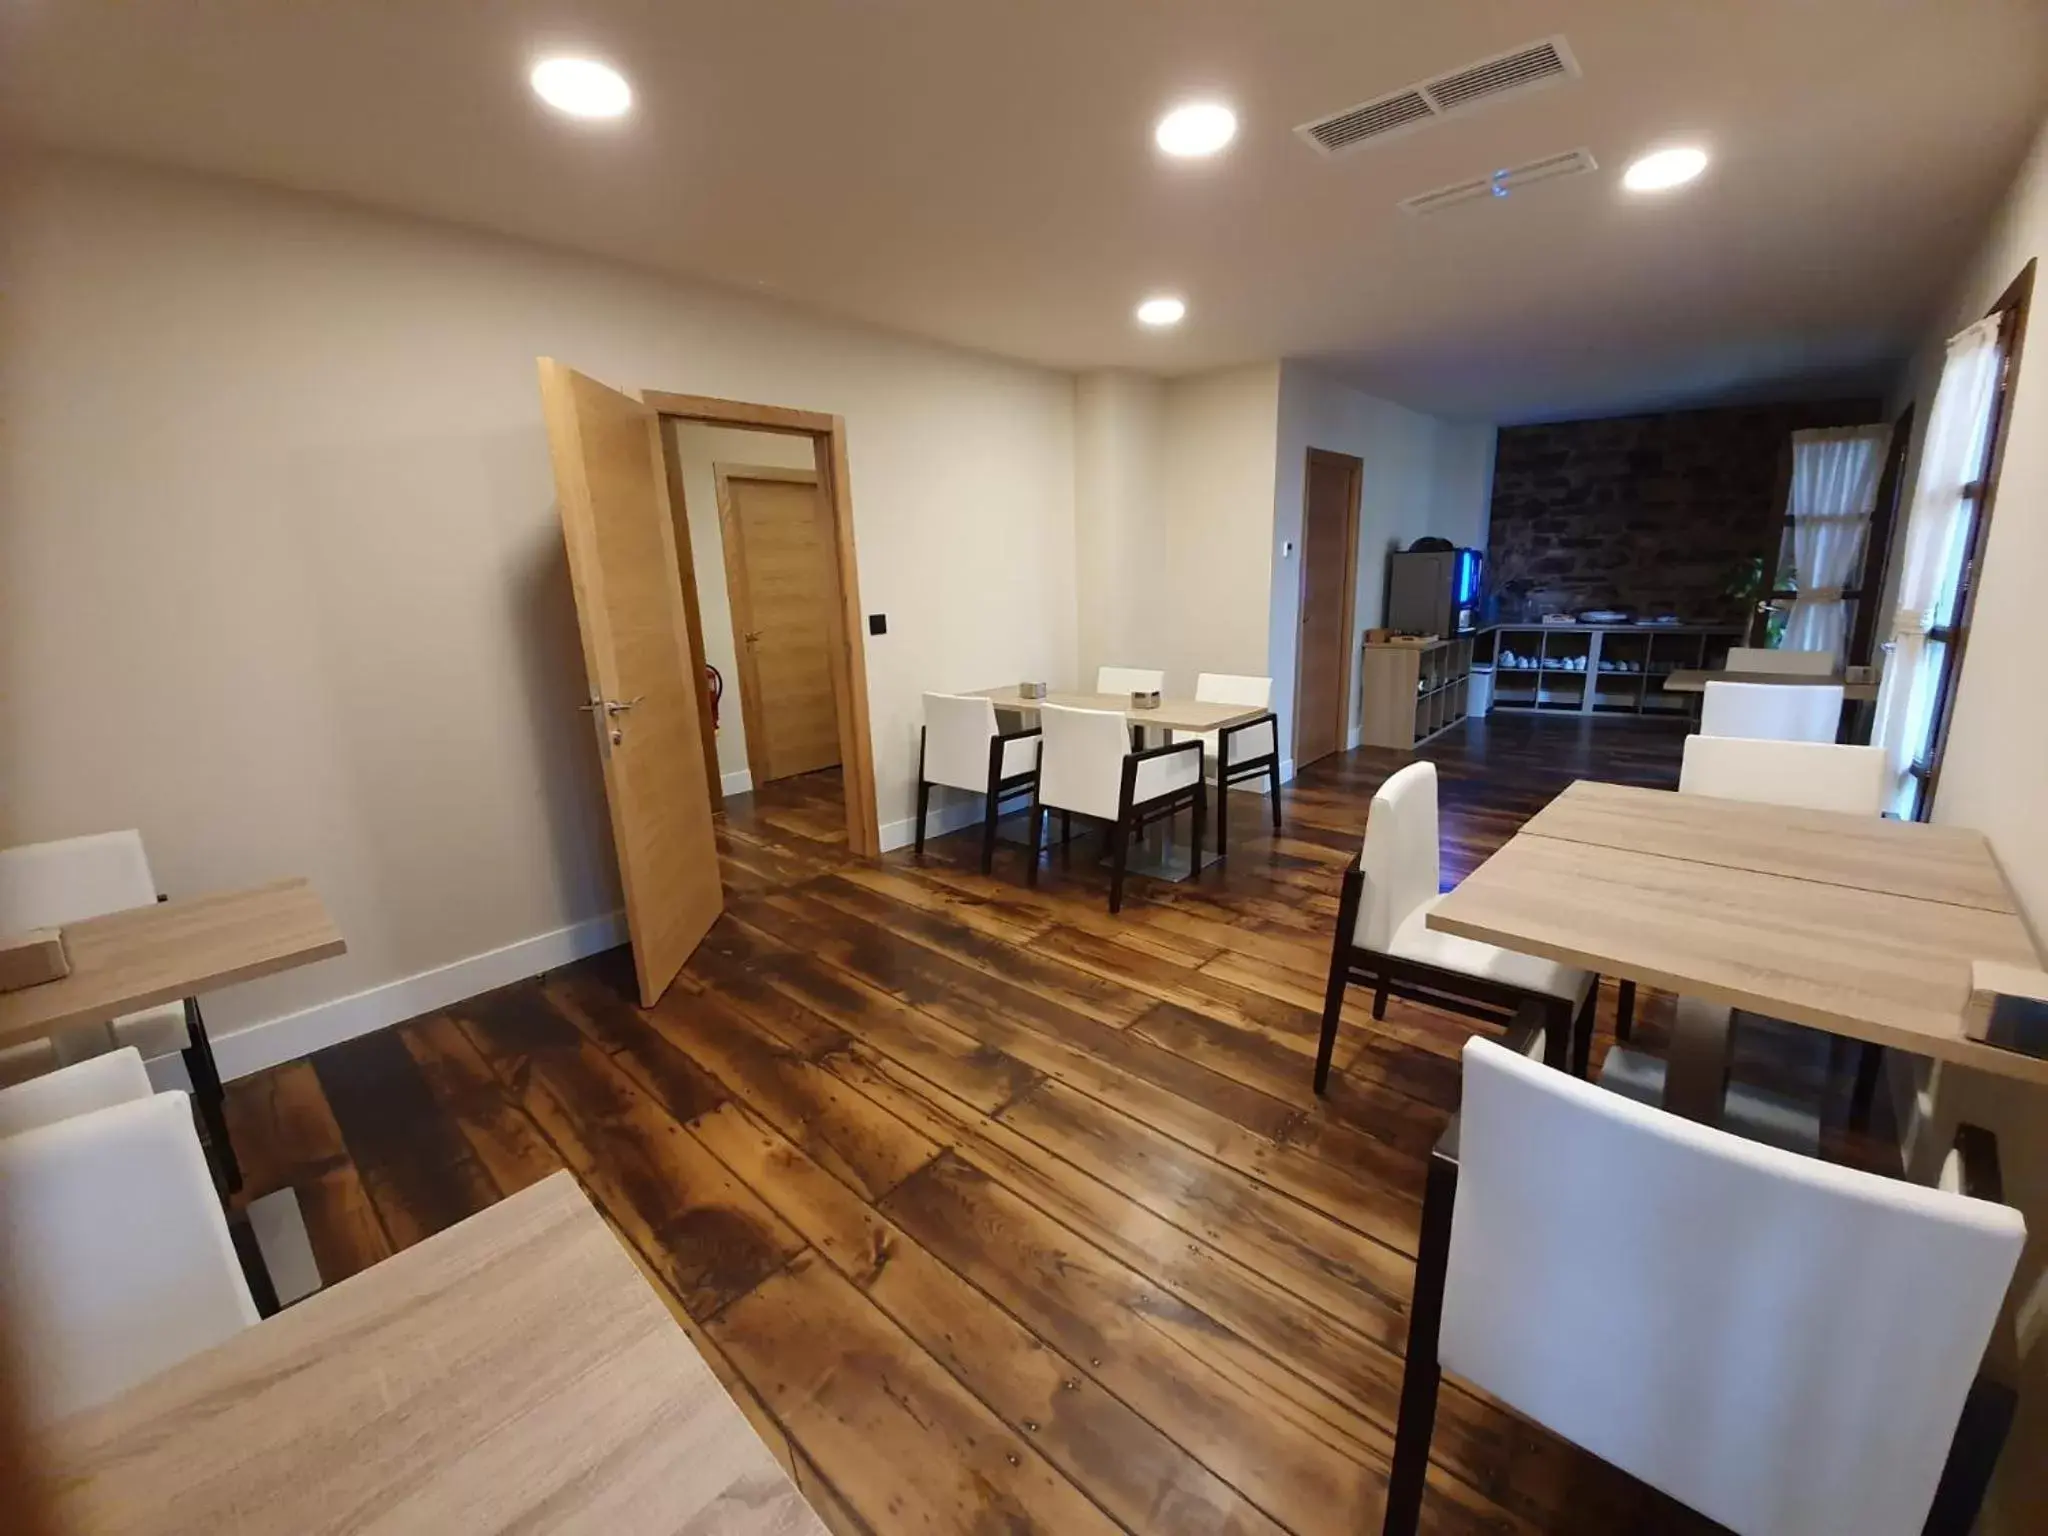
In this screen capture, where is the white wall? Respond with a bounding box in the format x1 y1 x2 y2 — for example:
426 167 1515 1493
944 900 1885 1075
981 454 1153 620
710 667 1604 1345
664 422 819 794
1269 363 1495 757
1072 364 1280 694
1883 113 2048 1535
0 152 1076 1071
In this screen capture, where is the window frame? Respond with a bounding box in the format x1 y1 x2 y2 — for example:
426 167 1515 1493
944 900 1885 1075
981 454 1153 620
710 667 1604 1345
1909 260 2033 820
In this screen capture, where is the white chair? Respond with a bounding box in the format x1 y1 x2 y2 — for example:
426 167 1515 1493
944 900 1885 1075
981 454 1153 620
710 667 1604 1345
1314 762 1595 1089
0 1045 154 1140
1094 665 1165 696
1700 680 1844 742
1384 1031 2025 1536
913 693 1042 873
1029 703 1202 913
1727 646 1837 676
1169 673 1281 852
0 1088 260 1424
0 831 240 1190
1679 736 1887 815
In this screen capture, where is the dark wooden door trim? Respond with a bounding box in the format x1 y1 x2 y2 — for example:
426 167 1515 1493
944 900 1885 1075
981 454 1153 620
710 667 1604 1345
1293 447 1364 769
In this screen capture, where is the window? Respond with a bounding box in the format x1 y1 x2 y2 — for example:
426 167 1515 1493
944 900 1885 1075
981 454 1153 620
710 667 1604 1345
1871 262 2032 820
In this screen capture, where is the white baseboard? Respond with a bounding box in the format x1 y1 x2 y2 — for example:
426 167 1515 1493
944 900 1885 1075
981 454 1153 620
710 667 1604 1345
720 768 754 796
879 794 986 854
206 909 628 1082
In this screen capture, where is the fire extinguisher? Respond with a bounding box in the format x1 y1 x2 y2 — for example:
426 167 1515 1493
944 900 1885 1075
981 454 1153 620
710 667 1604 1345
705 664 723 730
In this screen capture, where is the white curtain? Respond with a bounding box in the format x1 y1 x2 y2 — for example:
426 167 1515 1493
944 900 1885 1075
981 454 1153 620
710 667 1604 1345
1870 316 2005 817
1781 425 1891 661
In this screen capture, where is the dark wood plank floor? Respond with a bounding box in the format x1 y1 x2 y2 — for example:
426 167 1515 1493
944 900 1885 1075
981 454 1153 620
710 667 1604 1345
224 714 1886 1534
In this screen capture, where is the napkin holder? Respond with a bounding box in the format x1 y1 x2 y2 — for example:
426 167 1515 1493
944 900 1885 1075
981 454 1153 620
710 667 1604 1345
0 928 70 993
1017 682 1048 699
1130 690 1161 710
1964 960 2048 1058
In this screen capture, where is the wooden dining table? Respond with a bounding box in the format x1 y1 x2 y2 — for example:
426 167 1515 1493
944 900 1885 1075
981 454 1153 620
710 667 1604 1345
45 1172 828 1535
970 686 1274 881
0 878 345 1053
1428 780 2047 1122
1663 668 1879 701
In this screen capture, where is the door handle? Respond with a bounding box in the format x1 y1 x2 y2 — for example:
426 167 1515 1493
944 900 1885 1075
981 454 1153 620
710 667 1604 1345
605 696 645 716
744 631 762 646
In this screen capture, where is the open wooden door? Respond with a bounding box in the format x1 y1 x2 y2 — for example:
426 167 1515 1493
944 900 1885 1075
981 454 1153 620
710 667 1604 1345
538 359 722 1006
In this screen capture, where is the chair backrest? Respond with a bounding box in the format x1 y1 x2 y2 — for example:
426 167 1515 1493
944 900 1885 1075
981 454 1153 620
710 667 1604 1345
0 1047 153 1141
1095 665 1165 696
0 830 157 934
1036 704 1130 820
1699 680 1843 742
1727 646 1836 676
921 692 1002 793
1441 1036 2024 1536
0 1091 259 1424
1193 673 1272 709
1352 761 1440 952
1680 737 1887 816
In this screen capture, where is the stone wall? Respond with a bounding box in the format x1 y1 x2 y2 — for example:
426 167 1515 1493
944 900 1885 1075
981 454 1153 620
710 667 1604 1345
1485 399 1882 622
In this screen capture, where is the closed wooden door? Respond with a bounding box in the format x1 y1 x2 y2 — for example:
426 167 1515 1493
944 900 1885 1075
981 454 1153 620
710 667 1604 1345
719 467 842 783
1294 448 1363 769
537 359 723 1007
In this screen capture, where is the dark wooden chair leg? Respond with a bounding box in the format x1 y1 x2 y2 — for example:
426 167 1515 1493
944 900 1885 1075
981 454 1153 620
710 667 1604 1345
1214 768 1229 854
1191 780 1206 876
914 779 932 858
1850 1042 1884 1130
1371 977 1390 1020
181 1000 241 1194
1108 819 1131 913
1615 978 1636 1042
1269 758 1283 829
1923 1376 2016 1536
1541 998 1571 1073
1059 808 1071 853
979 800 999 874
1383 1137 1457 1535
1570 983 1596 1080
1316 864 1367 1095
1025 800 1045 885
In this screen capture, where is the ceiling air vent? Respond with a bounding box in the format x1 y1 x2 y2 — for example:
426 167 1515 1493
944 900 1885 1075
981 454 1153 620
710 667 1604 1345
1296 35 1581 158
1398 148 1598 216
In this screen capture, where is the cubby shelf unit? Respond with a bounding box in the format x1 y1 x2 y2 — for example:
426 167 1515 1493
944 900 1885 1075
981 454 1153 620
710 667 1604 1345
1477 624 1740 719
1359 636 1474 749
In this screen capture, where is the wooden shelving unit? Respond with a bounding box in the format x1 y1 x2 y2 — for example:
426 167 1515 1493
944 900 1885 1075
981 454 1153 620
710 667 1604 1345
1476 624 1739 719
1359 636 1474 749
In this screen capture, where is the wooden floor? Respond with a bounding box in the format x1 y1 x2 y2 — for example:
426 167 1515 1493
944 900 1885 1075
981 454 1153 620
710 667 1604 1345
224 714 1888 1534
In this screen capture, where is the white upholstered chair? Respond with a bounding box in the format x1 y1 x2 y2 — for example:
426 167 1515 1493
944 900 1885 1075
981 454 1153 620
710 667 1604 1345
1314 762 1595 1088
914 693 1042 873
1699 679 1844 742
1169 673 1281 851
1727 646 1837 676
1679 736 1887 815
0 831 240 1190
1029 703 1202 913
1385 1031 2025 1536
0 1079 260 1424
0 1044 155 1141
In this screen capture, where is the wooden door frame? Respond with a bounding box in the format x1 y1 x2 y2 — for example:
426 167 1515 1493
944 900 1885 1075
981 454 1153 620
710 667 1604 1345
1292 447 1364 767
645 391 881 857
712 462 829 791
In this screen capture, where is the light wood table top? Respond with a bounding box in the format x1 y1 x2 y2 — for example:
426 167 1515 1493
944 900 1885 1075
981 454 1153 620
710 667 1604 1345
47 1172 827 1536
0 878 345 1051
1523 780 2018 912
969 687 1269 734
1431 785 2048 1086
1663 668 1878 700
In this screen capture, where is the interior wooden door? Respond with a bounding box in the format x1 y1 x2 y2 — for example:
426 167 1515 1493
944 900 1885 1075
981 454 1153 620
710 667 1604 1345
537 359 723 1007
719 468 842 783
1294 448 1363 768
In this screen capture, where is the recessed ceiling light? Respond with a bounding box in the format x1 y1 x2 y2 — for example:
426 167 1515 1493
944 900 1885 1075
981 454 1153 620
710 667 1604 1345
530 57 633 120
1136 295 1187 327
1154 102 1237 158
1623 145 1708 193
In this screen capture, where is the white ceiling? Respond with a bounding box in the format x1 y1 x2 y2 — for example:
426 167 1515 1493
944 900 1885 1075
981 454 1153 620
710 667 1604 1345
7 1 2044 422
